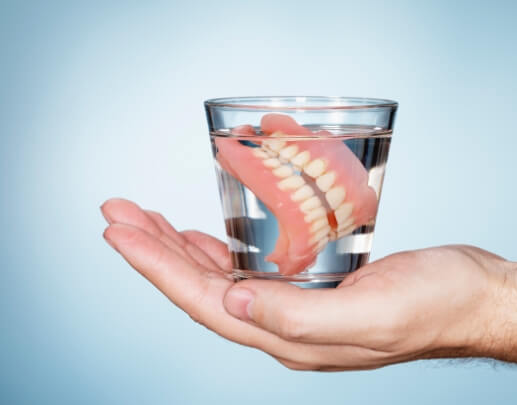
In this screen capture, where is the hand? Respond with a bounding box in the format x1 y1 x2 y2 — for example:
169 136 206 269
101 198 517 370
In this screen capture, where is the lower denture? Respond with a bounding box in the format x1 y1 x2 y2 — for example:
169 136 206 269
215 114 378 276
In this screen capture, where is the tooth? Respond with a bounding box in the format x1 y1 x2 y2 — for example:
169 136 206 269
273 166 293 178
291 150 310 168
303 159 327 178
337 216 354 231
263 139 286 152
277 175 305 190
310 225 331 244
310 217 329 232
335 202 354 223
328 230 337 241
326 187 346 210
279 145 299 161
337 225 356 238
314 236 329 253
315 171 336 192
271 131 284 137
291 184 314 202
252 149 269 159
304 207 326 222
300 196 322 213
264 148 278 157
263 158 281 168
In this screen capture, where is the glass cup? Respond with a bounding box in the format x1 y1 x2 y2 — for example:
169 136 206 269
205 96 397 288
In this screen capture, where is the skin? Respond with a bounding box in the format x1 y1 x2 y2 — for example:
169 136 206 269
101 198 517 370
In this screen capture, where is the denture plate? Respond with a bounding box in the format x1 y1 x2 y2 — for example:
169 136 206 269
310 217 329 233
314 236 329 253
279 145 299 161
303 159 327 178
300 196 322 213
291 184 314 202
310 225 331 244
326 187 346 210
277 175 305 190
291 150 310 168
263 158 281 168
273 166 293 178
304 207 326 223
315 171 336 192
263 139 286 152
335 202 354 223
252 149 269 159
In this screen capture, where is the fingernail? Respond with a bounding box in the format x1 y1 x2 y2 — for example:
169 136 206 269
224 288 254 321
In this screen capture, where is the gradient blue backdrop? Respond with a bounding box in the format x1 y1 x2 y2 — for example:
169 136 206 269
2 1 516 404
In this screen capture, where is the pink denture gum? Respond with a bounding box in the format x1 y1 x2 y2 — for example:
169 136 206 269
215 113 378 275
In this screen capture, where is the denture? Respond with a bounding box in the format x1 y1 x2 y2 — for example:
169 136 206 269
215 114 378 276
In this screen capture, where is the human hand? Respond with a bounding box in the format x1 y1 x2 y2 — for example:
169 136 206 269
101 198 517 370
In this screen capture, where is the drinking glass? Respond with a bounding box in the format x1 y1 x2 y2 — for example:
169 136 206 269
205 96 397 288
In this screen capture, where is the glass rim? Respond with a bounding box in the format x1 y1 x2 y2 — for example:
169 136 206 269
204 96 398 111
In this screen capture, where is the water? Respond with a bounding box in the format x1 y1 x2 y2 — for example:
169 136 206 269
211 124 391 288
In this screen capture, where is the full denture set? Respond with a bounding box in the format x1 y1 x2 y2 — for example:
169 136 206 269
215 113 378 276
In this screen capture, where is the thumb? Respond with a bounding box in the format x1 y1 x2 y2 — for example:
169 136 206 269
223 280 369 344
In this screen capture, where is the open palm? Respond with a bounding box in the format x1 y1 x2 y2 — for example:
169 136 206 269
101 198 510 370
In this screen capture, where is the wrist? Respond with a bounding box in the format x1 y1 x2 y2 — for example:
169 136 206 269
420 251 517 362
478 259 517 362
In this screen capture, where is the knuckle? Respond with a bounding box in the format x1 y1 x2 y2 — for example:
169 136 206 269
121 226 145 245
153 211 165 221
276 308 307 341
186 271 215 327
148 243 167 269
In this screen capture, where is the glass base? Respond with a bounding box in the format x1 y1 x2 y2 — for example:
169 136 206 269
232 269 347 289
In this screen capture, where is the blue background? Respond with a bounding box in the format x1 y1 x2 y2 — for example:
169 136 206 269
2 0 516 403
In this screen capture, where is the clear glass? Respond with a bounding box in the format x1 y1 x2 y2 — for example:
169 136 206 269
205 96 398 288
